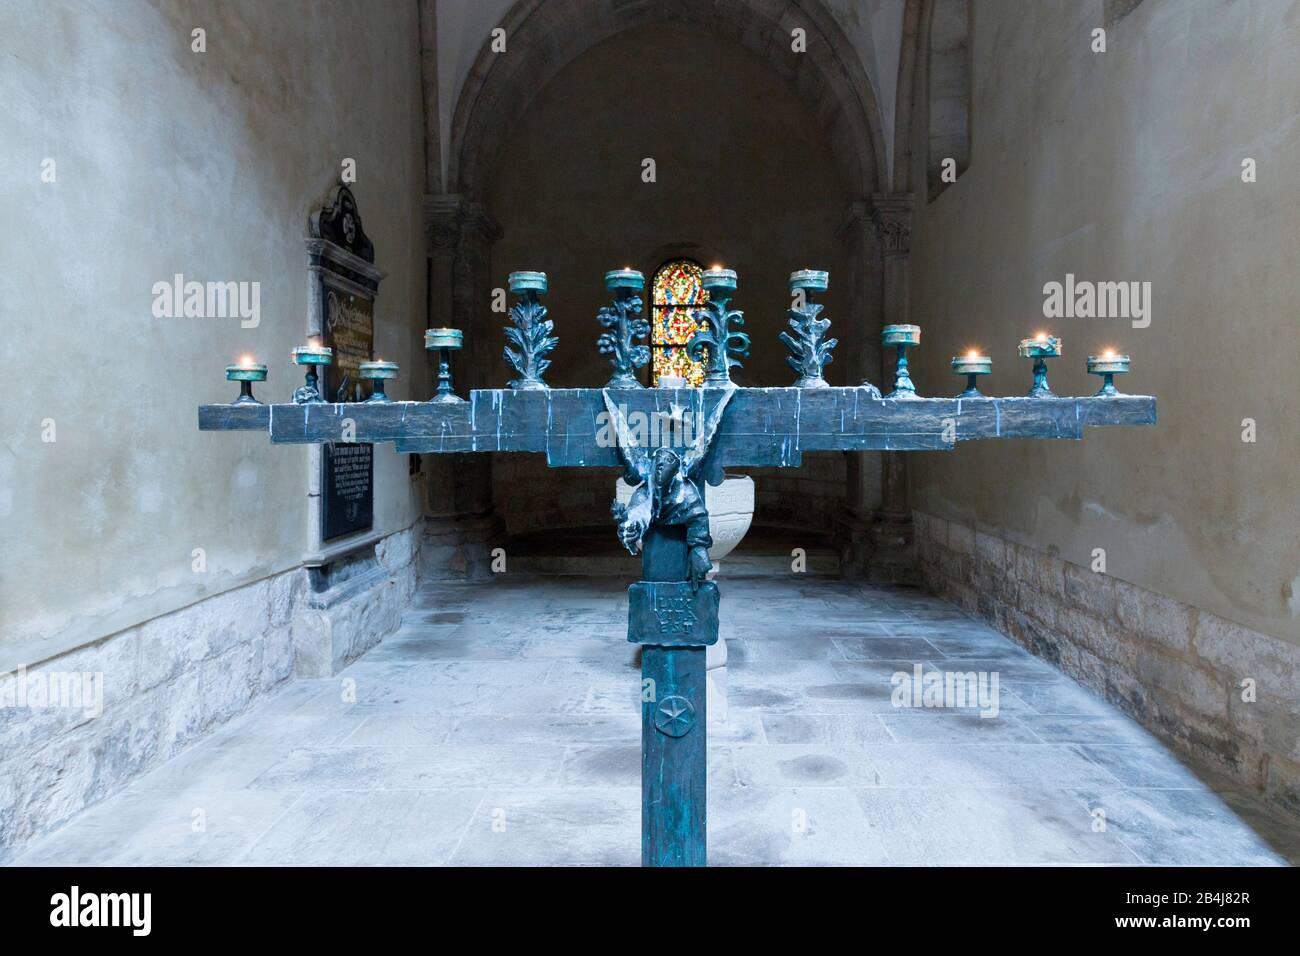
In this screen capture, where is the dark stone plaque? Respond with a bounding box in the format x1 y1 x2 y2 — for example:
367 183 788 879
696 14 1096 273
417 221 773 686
309 185 382 542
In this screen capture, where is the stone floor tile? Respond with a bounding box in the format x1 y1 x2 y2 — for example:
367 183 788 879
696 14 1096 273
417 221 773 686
854 787 1140 865
732 744 884 788
339 716 459 746
761 714 894 747
1066 787 1286 865
13 573 1293 866
878 712 1043 744
862 743 1123 790
833 636 944 660
248 744 566 791
451 789 640 866
709 786 891 865
240 789 482 865
743 634 849 661
13 789 302 866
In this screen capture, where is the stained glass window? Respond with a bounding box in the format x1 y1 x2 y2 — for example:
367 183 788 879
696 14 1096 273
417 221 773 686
651 258 709 387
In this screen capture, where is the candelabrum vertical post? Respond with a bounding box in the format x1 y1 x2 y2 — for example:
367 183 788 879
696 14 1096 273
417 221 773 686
505 271 557 390
425 328 465 403
291 345 332 404
881 325 921 399
1019 335 1061 398
599 269 649 389
689 268 749 388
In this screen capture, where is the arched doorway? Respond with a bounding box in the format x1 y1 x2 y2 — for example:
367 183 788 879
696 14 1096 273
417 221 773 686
431 0 892 562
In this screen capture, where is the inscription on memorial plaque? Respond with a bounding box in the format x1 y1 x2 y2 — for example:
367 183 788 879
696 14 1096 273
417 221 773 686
628 581 719 647
653 592 699 636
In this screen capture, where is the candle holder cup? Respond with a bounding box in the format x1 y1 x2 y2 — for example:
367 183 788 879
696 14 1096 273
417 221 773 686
360 360 399 403
882 325 921 399
291 346 333 403
226 363 268 405
1087 353 1130 396
425 328 465 404
950 355 991 398
1019 336 1062 397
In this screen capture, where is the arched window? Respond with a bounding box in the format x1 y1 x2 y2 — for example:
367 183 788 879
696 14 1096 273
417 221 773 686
650 258 709 387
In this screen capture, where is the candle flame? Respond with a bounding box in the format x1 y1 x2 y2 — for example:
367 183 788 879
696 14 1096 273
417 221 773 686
1036 332 1047 342
966 349 981 359
1102 348 1116 359
239 354 253 368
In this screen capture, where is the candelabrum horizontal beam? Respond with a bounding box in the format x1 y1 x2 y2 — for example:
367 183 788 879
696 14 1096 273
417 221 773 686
199 388 1156 472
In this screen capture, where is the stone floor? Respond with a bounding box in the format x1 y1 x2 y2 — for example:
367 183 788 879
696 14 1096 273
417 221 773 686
13 573 1299 866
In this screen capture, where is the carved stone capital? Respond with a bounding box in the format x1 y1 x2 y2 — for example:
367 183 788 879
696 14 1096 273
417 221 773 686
424 194 501 257
870 193 914 257
424 194 466 256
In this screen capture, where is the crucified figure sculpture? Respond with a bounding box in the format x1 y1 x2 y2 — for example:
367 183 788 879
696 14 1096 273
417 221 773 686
604 388 735 592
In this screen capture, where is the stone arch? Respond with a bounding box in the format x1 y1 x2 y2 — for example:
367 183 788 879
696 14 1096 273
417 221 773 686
447 0 889 202
924 0 971 200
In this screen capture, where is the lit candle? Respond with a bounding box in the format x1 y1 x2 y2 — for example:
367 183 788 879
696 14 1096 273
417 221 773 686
1087 350 1130 396
225 358 267 405
1018 333 1062 358
950 350 991 397
359 360 399 403
604 268 644 292
702 266 737 293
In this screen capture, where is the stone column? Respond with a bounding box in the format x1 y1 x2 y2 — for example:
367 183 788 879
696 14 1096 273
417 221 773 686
869 193 918 582
420 194 503 578
835 201 884 575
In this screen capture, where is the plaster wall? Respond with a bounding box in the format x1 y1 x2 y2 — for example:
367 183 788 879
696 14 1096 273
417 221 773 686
0 0 428 666
905 0 1300 646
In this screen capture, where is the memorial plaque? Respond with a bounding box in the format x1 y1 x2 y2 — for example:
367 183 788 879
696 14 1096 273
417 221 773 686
308 185 383 542
627 581 719 647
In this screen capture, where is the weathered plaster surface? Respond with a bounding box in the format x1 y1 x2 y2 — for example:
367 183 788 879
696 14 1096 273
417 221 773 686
906 0 1300 644
0 0 427 662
